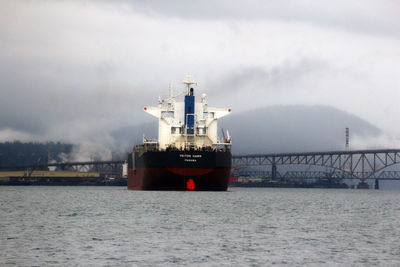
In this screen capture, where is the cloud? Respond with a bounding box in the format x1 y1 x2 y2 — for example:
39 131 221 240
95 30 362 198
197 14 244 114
209 59 328 96
0 0 400 159
222 105 382 154
117 0 400 38
0 128 45 143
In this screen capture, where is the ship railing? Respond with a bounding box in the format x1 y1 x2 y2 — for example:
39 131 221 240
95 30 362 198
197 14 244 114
160 145 220 152
215 142 232 145
215 141 232 146
143 140 158 144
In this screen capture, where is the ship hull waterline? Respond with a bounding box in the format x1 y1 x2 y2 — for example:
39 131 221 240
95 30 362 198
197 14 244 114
127 150 232 191
128 168 231 191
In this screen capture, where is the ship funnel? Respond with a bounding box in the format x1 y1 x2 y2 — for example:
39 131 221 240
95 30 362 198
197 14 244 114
184 76 196 134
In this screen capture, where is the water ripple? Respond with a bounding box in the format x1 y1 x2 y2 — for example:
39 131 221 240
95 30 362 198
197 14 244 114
1 187 400 266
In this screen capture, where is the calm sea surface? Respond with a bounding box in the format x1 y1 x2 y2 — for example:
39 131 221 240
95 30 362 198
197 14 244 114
1 187 399 266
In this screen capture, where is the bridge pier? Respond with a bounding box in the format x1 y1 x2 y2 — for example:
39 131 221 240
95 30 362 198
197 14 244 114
272 164 277 180
374 179 379 190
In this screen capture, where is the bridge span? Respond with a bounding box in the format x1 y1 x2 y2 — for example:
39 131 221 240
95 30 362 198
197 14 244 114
232 149 400 182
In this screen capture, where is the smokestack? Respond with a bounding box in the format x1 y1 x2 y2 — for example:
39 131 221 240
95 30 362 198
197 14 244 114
345 127 349 150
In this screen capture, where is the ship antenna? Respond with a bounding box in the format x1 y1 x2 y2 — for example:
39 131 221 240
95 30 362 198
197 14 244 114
182 74 197 94
169 84 173 99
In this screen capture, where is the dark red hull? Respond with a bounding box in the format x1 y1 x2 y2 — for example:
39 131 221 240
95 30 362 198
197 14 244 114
127 150 231 191
127 168 230 190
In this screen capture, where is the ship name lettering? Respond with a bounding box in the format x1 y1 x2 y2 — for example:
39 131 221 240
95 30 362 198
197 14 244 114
179 154 202 158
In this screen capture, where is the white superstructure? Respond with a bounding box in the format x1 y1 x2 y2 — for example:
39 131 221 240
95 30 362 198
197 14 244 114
143 76 232 150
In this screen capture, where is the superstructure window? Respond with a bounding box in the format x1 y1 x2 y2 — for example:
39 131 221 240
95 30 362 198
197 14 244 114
162 111 174 118
171 127 182 134
203 112 214 119
197 127 207 135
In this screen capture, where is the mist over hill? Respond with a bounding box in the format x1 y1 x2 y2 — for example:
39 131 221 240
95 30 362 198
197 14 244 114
223 105 381 154
112 105 382 154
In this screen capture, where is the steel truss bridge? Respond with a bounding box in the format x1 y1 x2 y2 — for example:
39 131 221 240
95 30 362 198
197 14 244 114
232 149 400 182
4 149 400 182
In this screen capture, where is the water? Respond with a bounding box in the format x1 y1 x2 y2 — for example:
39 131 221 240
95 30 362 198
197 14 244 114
1 187 399 266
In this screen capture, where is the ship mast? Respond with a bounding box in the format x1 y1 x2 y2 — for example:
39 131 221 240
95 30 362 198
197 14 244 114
182 74 197 95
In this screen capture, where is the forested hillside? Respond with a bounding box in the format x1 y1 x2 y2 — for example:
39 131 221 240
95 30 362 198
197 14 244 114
0 142 73 167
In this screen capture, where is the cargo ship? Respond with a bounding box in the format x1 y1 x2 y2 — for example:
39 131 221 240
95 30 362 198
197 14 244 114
128 76 232 190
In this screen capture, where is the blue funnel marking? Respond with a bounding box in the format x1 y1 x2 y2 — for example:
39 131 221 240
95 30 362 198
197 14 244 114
185 95 195 134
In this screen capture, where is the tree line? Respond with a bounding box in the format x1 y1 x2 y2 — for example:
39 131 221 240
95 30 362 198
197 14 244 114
0 141 73 167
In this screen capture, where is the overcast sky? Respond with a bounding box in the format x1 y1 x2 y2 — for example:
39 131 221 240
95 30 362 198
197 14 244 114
1 0 400 157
